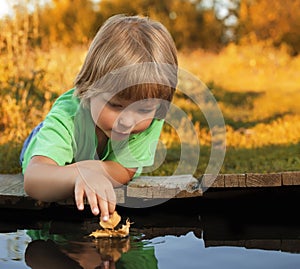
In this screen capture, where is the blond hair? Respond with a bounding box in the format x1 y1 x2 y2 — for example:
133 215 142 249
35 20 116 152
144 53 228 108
74 14 178 117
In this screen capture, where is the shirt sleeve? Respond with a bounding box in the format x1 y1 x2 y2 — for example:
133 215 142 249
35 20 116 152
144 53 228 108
21 111 75 173
104 119 164 175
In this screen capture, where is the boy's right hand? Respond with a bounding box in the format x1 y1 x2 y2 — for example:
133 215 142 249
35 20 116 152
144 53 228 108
74 160 117 221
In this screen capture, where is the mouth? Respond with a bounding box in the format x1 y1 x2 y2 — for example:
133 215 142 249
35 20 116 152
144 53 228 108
111 130 131 140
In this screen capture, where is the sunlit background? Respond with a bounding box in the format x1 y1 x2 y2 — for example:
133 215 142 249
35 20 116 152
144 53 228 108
1 0 300 175
0 1 11 17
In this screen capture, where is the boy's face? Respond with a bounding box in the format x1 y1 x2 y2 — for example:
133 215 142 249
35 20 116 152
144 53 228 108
90 93 160 140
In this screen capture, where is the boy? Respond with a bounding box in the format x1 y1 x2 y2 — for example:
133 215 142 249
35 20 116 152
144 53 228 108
20 14 178 221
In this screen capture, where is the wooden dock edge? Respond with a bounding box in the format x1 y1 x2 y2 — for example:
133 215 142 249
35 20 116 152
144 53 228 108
0 171 300 208
200 171 300 188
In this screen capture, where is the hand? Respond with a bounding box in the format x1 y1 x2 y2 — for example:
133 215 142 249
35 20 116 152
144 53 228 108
74 160 117 220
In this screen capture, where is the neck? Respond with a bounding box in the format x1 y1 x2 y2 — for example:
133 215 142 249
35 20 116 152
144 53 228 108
95 126 108 158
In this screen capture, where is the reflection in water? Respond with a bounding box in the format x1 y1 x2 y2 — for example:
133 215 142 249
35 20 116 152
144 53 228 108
2 228 300 269
24 231 159 269
25 240 83 269
0 230 31 262
1 188 300 268
95 237 130 263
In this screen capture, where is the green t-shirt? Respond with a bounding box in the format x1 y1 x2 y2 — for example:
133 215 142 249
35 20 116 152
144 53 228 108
22 88 164 176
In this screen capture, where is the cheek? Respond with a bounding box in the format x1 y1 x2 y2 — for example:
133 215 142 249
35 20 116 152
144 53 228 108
90 98 101 124
95 108 115 129
90 108 99 125
134 117 154 132
90 99 114 128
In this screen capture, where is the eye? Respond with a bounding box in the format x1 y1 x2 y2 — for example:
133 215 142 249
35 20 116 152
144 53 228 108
108 101 123 109
138 103 161 114
138 107 156 114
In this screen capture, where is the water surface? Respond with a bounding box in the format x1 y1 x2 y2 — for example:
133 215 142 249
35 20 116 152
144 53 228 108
1 187 300 269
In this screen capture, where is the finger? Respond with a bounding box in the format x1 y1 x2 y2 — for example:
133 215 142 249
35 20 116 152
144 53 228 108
105 188 117 215
108 201 116 216
106 190 116 215
98 195 110 221
86 188 100 216
74 182 85 211
104 184 117 203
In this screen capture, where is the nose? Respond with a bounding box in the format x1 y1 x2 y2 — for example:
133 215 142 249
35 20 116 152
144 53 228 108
117 112 136 130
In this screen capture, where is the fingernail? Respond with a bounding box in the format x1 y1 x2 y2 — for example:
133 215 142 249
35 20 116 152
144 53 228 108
78 204 84 210
93 207 99 215
102 215 109 221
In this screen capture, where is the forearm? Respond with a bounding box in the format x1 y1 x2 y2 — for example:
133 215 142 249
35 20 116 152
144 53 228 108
24 161 78 202
101 161 136 187
24 157 135 202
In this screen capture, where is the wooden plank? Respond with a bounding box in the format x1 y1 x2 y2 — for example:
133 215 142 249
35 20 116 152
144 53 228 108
115 187 125 204
127 175 201 199
175 189 202 198
281 240 300 254
201 174 224 188
55 175 200 204
0 174 29 207
0 173 24 193
224 174 246 187
246 173 282 187
282 171 300 186
1 171 300 209
1 181 26 196
126 184 152 199
127 185 179 199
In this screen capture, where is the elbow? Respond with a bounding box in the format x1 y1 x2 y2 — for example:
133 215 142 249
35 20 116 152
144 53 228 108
23 172 36 198
23 174 51 202
24 171 46 201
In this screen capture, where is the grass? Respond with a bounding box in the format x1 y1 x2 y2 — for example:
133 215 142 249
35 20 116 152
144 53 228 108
145 143 300 178
222 143 300 174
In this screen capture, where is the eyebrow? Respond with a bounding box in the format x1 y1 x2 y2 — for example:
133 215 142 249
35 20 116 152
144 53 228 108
110 96 160 106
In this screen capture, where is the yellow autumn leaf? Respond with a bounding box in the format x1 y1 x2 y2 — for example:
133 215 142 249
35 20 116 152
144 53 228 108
89 219 132 238
89 211 132 238
100 211 121 229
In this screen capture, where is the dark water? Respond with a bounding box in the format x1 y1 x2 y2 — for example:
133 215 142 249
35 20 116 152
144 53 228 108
1 187 300 269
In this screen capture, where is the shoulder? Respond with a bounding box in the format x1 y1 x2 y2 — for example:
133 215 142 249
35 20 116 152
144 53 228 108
48 88 80 116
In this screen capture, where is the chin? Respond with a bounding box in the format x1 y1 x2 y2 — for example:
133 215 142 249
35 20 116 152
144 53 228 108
110 132 131 141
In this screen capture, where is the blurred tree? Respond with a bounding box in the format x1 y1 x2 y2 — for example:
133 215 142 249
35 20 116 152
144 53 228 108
239 0 300 55
97 0 201 48
196 0 240 45
0 0 240 50
0 0 40 50
197 9 223 50
97 0 226 50
38 0 98 47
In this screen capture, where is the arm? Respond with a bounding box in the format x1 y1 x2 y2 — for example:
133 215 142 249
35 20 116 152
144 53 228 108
24 156 136 218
